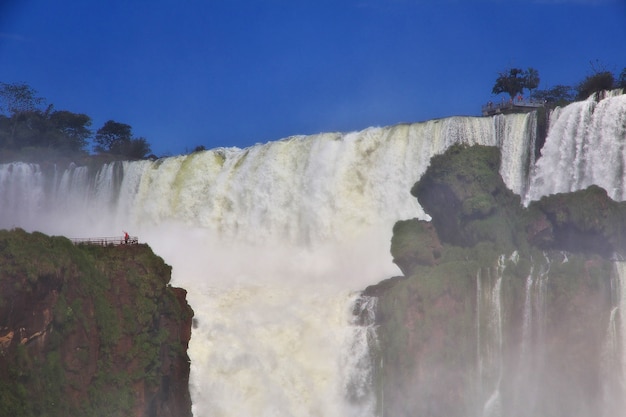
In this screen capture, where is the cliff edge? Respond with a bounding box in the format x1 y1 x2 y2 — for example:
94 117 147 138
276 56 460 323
0 229 193 417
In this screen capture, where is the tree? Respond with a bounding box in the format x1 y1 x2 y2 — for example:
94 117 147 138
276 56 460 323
121 137 151 160
94 120 151 159
94 120 132 154
524 67 540 96
617 67 626 90
492 67 540 100
48 110 92 152
0 82 47 148
531 85 575 106
576 71 615 99
0 82 45 116
492 68 526 99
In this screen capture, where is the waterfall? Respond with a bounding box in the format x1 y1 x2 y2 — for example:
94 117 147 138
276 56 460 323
525 92 626 203
478 255 509 417
0 115 535 416
603 262 626 416
509 254 550 417
2 91 626 415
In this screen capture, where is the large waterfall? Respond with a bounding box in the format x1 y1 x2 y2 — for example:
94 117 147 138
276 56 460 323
0 114 534 416
1 92 624 416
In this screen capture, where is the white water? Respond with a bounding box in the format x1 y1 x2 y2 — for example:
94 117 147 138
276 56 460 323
525 91 626 203
603 262 626 417
0 115 535 416
478 257 504 417
2 92 626 415
3 90 626 416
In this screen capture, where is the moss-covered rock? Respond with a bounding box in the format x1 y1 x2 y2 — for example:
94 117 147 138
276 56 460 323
369 144 626 417
0 229 193 417
411 144 525 253
390 219 443 275
527 184 626 256
409 144 626 257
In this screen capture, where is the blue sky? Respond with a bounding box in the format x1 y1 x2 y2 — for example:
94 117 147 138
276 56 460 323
1 0 625 156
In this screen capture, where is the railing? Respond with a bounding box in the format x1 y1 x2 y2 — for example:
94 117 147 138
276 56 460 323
70 236 139 246
482 98 545 115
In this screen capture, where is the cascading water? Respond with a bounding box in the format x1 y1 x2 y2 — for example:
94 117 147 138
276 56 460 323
3 91 626 416
525 91 626 203
0 114 535 416
477 256 505 417
603 262 626 417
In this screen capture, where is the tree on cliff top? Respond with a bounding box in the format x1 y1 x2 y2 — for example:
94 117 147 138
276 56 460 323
576 71 615 99
0 82 45 116
94 120 151 159
574 61 626 99
492 67 540 99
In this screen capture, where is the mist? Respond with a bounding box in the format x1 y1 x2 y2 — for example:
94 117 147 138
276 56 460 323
0 113 539 416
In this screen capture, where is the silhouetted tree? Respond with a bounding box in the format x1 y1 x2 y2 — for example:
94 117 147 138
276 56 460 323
94 120 132 153
576 71 615 99
617 68 626 90
524 67 540 96
492 67 540 99
48 110 92 151
532 85 576 106
0 82 154 157
0 82 46 148
492 68 526 99
115 137 151 160
0 82 45 116
94 120 151 159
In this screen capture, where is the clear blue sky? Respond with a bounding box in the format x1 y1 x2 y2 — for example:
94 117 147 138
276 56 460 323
1 0 625 156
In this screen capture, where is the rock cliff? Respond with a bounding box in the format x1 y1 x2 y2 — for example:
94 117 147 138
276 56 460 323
0 229 193 417
366 145 626 417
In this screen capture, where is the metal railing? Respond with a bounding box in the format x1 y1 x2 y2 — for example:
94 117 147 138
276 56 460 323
482 98 544 115
70 236 139 246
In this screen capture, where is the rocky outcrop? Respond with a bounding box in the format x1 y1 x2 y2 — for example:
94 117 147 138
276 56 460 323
411 145 526 252
367 145 626 417
410 144 626 258
527 184 626 256
0 229 193 417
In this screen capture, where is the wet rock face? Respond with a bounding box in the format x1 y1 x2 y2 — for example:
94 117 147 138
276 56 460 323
370 145 626 417
0 229 193 417
411 145 524 251
410 144 626 257
391 220 443 274
527 184 626 256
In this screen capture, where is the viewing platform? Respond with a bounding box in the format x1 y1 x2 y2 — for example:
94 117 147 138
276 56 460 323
482 98 544 116
70 236 139 246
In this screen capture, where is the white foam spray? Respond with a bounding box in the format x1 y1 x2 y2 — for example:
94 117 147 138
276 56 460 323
525 91 626 203
0 115 534 416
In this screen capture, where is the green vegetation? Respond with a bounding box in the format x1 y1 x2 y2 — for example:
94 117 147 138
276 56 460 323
0 229 192 417
390 219 442 274
0 82 152 162
491 62 626 107
94 120 151 160
372 144 624 417
574 60 626 100
491 67 540 99
411 144 526 253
